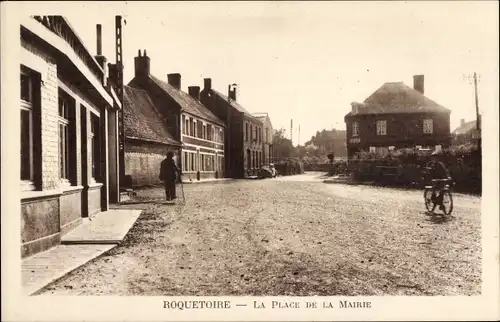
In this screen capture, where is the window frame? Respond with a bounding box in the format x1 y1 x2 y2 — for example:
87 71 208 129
58 95 71 185
423 119 433 134
89 112 101 182
20 69 35 190
376 120 387 136
352 121 359 137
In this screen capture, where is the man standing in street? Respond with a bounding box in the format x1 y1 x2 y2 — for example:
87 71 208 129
159 151 181 202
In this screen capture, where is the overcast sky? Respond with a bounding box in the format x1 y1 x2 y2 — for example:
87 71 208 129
21 1 499 145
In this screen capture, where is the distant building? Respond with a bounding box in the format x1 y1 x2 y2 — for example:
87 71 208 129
200 80 264 178
253 113 274 165
122 85 182 187
20 16 121 258
128 51 226 181
344 75 451 158
451 116 481 146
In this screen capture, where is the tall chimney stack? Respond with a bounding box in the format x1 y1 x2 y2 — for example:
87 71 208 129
228 86 236 101
167 73 181 90
188 86 200 100
96 24 102 55
204 78 212 91
134 49 151 80
413 75 424 94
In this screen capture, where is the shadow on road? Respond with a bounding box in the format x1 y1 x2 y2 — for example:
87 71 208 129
424 211 454 224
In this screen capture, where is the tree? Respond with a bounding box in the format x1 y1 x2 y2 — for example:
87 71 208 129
272 128 295 160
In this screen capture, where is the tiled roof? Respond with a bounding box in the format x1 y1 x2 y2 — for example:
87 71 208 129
346 82 450 116
123 86 181 146
452 120 477 135
150 75 224 126
212 90 253 117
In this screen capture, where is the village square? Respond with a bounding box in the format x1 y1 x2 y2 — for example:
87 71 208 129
10 5 489 299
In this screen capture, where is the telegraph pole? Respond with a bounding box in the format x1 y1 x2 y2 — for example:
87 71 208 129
298 125 300 146
473 72 480 130
463 72 481 148
115 15 125 192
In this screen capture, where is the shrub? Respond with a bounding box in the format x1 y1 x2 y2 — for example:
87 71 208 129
350 145 481 194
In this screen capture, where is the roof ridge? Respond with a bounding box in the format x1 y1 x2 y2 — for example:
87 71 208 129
149 75 225 126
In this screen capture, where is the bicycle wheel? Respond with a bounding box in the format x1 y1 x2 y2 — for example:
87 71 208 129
424 188 434 212
441 190 453 215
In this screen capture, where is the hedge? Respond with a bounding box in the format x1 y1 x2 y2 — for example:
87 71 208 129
274 160 305 176
348 144 481 194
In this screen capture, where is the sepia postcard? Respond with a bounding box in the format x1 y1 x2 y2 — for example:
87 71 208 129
1 1 499 321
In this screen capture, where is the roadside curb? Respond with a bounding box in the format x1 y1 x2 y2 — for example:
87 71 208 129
28 244 118 296
23 209 142 296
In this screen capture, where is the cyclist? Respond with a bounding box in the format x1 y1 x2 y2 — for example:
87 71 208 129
425 150 452 212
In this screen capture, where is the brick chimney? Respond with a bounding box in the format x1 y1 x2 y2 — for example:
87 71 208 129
460 119 465 127
167 73 181 90
94 24 107 86
413 75 424 94
134 49 150 81
204 78 212 91
228 86 236 101
188 86 200 100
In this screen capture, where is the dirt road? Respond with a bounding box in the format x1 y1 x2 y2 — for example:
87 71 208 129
39 173 481 296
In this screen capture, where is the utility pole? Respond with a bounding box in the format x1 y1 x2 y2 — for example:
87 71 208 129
298 125 300 146
473 72 480 130
115 15 125 192
290 119 293 144
463 72 481 148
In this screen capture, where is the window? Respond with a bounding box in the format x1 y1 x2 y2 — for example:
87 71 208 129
376 120 387 136
21 71 34 184
90 113 100 181
182 115 186 135
250 125 253 141
245 123 249 141
369 146 376 153
197 121 202 139
58 95 70 182
211 127 215 142
190 153 195 171
423 119 433 134
352 121 359 137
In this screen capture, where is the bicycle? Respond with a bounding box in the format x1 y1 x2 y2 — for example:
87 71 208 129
423 178 454 216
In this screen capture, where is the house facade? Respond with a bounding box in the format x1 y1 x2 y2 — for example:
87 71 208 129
451 116 481 146
344 75 451 158
20 16 121 258
128 51 226 181
253 113 274 165
122 85 182 187
200 79 264 178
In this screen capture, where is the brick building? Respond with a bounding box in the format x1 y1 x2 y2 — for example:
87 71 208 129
253 113 274 165
20 16 121 258
122 85 182 187
128 51 226 181
345 75 451 158
200 80 264 178
451 115 481 146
